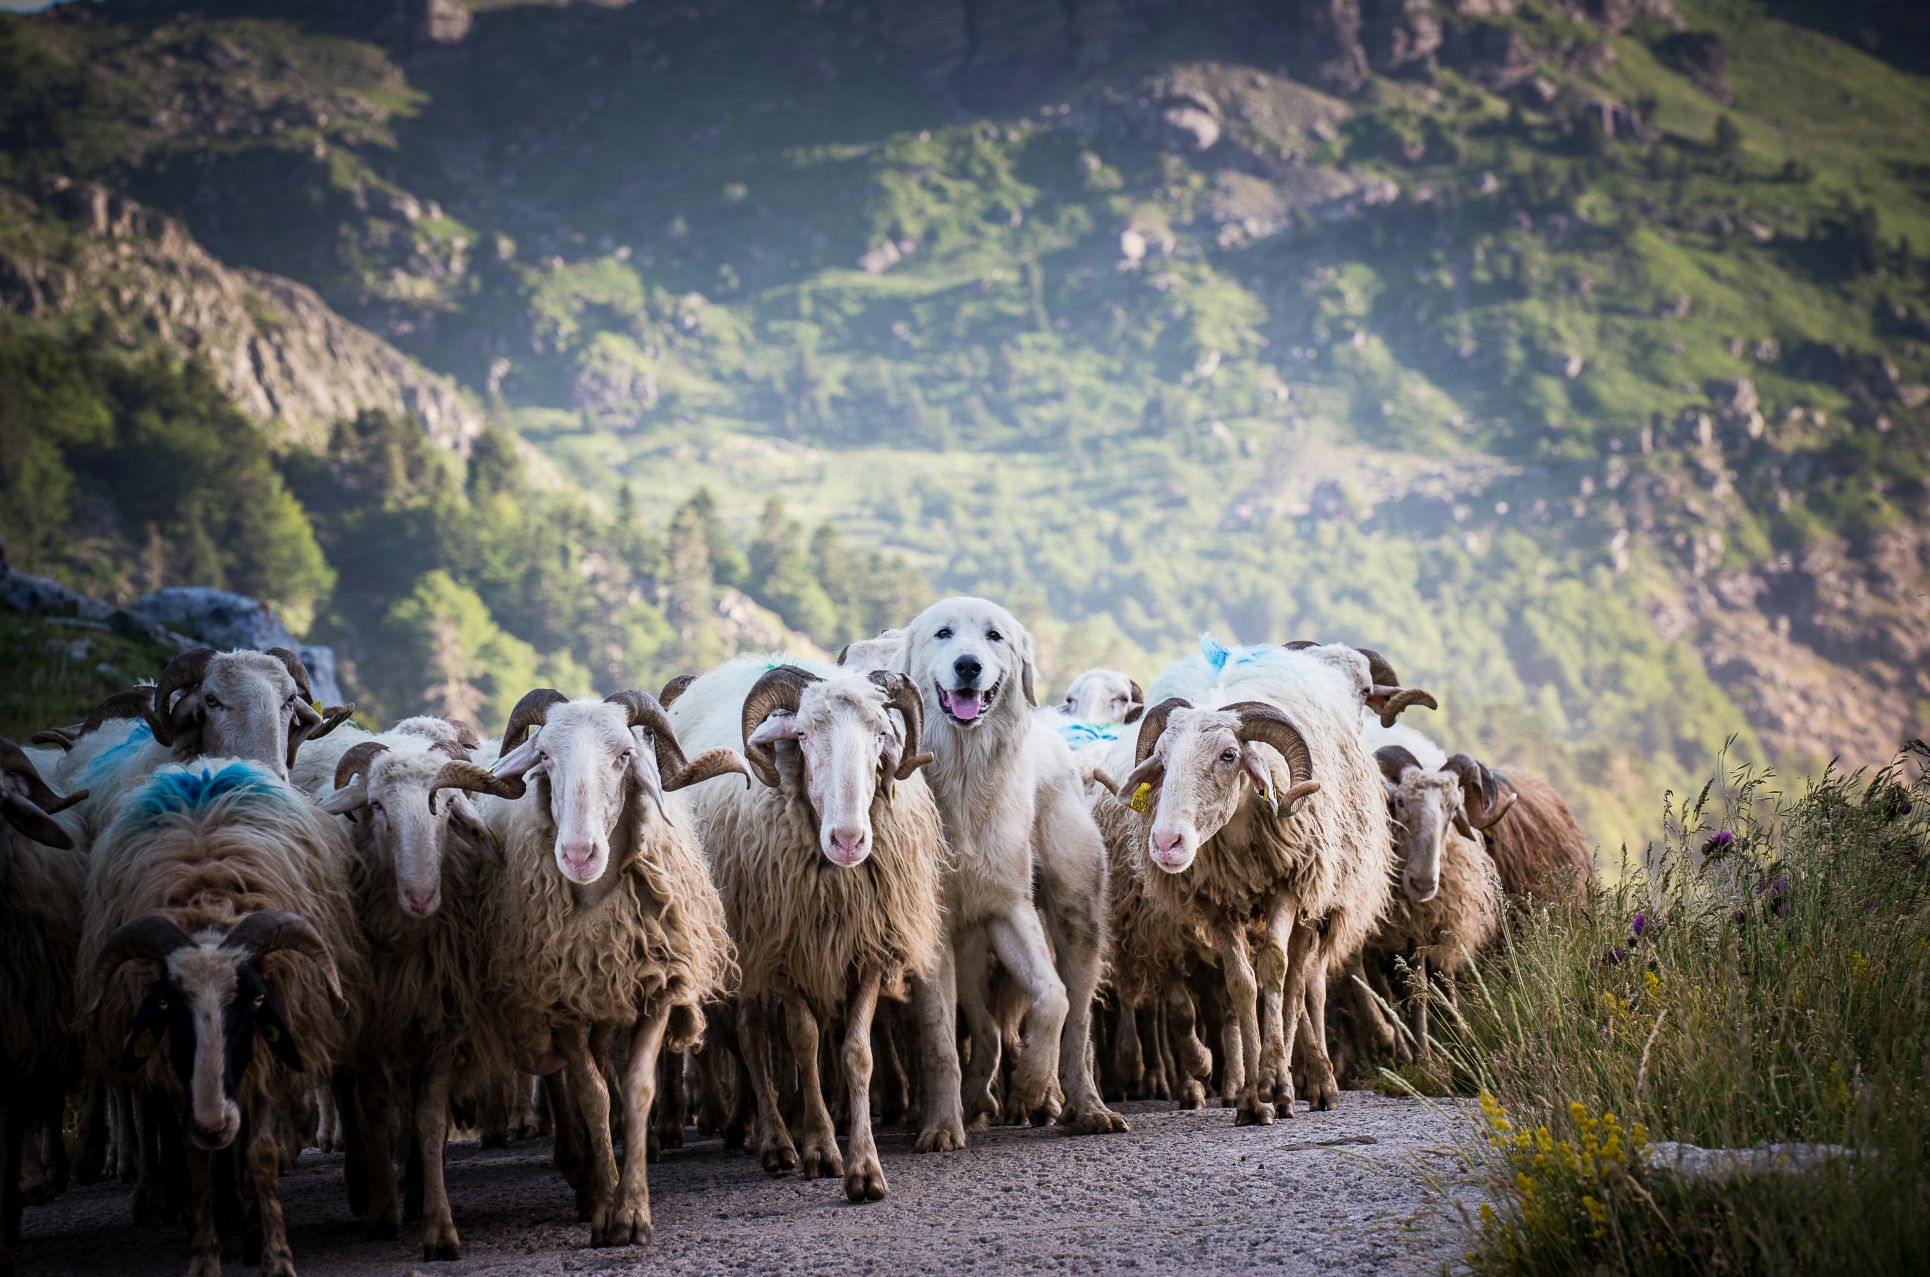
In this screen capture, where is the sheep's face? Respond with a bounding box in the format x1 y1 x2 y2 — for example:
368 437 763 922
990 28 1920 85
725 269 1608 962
167 653 312 779
322 747 482 917
1142 708 1278 874
903 597 1037 730
497 702 659 886
1385 769 1460 903
1060 668 1142 724
120 940 304 1151
747 675 899 868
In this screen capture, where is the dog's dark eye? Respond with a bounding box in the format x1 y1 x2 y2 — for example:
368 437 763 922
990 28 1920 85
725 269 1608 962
935 627 952 640
987 630 1002 643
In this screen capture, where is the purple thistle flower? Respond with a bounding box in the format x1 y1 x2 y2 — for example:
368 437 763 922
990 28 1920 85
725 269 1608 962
1732 908 1746 925
1606 947 1628 965
1770 876 1788 895
1631 912 1648 939
1701 829 1736 855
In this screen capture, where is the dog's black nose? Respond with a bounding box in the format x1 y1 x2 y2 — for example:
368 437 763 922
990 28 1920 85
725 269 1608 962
953 655 982 686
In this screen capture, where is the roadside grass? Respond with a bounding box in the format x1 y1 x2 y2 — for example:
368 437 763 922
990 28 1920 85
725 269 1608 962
0 612 174 741
1436 744 1930 1274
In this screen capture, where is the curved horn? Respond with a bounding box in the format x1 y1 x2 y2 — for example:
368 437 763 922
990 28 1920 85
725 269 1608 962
835 643 852 667
868 670 932 779
1374 744 1425 783
663 747 752 792
309 705 355 741
1087 768 1121 796
1354 647 1401 688
605 689 690 782
88 914 194 1002
1282 639 1320 651
0 739 86 813
428 759 527 811
739 666 821 789
1124 679 1146 724
30 729 75 750
447 719 482 751
332 741 389 791
264 648 315 703
1224 700 1319 815
1133 697 1192 769
224 910 347 1019
1371 687 1438 728
77 688 159 737
657 674 697 710
500 688 568 753
1442 754 1515 830
145 648 216 746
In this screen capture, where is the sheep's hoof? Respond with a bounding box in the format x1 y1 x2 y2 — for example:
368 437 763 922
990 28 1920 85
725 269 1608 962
1235 1099 1275 1127
1305 1076 1339 1112
797 1138 843 1181
594 1199 652 1247
1057 1104 1130 1136
187 1253 221 1277
844 1155 888 1203
364 1211 401 1242
421 1218 462 1262
655 1121 685 1152
758 1139 799 1174
913 1120 967 1153
1179 1080 1208 1111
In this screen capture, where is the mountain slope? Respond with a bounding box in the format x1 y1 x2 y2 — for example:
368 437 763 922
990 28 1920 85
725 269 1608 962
2 0 1926 848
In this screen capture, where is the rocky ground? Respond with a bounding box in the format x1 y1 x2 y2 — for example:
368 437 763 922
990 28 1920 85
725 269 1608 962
14 1095 1474 1276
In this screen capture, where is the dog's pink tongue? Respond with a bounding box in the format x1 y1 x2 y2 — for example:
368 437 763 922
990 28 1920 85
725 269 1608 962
945 689 986 721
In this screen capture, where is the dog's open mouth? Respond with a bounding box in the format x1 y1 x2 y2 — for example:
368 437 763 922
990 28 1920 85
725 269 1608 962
938 678 1001 725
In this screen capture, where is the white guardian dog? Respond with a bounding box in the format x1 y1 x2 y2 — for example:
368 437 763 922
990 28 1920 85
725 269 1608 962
896 597 1127 1147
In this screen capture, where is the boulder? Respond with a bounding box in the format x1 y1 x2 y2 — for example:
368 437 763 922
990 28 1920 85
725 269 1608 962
122 588 344 704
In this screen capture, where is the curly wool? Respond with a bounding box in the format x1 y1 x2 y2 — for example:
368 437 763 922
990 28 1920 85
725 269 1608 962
1089 787 1204 1008
1483 769 1594 900
481 788 735 1066
76 759 368 1103
1139 647 1394 971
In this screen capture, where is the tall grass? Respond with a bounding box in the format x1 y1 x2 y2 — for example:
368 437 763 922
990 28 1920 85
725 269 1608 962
1440 743 1930 1275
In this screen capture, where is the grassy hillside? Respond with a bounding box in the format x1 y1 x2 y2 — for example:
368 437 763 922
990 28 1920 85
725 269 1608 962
2 0 1927 851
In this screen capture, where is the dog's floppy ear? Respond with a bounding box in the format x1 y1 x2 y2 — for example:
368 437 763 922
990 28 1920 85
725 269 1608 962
1019 625 1038 708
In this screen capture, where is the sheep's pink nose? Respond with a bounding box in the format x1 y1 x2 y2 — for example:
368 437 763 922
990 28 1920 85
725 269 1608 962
1152 831 1183 858
403 888 436 916
825 827 868 866
558 839 598 875
1405 874 1440 903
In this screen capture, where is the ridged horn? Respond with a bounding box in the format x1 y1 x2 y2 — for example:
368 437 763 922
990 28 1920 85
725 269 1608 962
264 648 315 704
0 739 86 813
739 666 821 789
1124 679 1146 724
427 759 527 812
80 688 158 736
604 689 692 784
88 914 194 1006
662 747 751 792
868 670 931 779
1225 700 1319 816
332 741 389 791
500 688 569 752
145 648 215 746
224 910 347 1019
657 674 697 710
30 729 75 750
1375 744 1425 783
1372 687 1438 728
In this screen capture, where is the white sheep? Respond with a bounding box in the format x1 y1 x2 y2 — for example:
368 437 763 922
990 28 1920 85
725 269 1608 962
1055 668 1145 725
76 757 365 1277
667 657 946 1201
1118 638 1401 1123
291 715 516 1259
475 689 744 1247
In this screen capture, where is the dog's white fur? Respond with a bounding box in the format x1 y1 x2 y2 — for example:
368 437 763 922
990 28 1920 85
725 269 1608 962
896 597 1126 1148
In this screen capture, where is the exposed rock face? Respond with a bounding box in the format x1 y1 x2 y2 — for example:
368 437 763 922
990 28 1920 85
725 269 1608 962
1443 20 1537 89
2 179 481 452
122 587 345 703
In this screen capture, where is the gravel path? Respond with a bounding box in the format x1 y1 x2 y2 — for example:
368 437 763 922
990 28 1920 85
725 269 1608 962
14 1094 1475 1275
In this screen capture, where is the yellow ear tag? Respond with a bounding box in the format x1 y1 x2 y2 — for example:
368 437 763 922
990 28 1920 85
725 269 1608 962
311 700 323 713
263 1024 281 1043
1129 782 1153 814
125 1029 159 1060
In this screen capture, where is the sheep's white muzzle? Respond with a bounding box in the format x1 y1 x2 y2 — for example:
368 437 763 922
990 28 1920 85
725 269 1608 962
1149 829 1197 874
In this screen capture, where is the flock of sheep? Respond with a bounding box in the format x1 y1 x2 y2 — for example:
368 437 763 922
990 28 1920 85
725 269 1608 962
0 595 1593 1277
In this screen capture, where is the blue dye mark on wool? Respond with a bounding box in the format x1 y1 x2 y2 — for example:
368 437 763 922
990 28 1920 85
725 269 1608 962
1057 721 1120 748
131 763 281 825
85 720 154 779
1199 633 1231 672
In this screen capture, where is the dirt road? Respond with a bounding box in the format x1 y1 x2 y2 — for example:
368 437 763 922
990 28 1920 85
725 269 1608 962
15 1094 1473 1275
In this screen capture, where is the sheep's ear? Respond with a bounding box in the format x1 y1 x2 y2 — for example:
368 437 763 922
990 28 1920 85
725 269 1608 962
444 793 489 847
747 712 803 747
628 727 671 823
1239 745 1277 814
317 781 368 817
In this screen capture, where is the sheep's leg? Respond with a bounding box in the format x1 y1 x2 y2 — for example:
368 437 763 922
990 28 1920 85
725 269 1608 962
1036 802 1125 1136
1415 955 1432 1060
1115 1002 1144 1101
1272 913 1323 1116
911 937 967 1152
1344 955 1399 1059
1147 1003 1175 1101
238 1116 291 1277
73 1082 107 1185
784 998 843 1180
651 1048 686 1160
133 1093 182 1225
317 1084 341 1154
19 1108 66 1204
514 1073 542 1140
986 906 1070 1126
871 1007 910 1126
955 930 1002 1128
592 1023 620 1150
738 1000 799 1173
608 1001 671 1247
558 1023 620 1247
478 1073 509 1151
1254 899 1296 1114
335 1069 370 1218
110 1085 139 1184
183 1144 219 1277
840 967 887 1202
543 1070 589 1215
1166 978 1212 1110
2 1105 22 1254
1299 951 1340 1110
1367 959 1414 1064
415 1051 460 1262
359 1068 402 1240
1214 919 1270 1125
